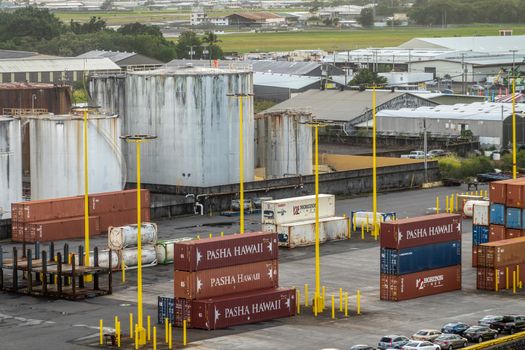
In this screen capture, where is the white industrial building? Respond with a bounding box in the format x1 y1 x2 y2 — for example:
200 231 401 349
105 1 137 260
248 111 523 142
399 35 525 53
358 102 525 148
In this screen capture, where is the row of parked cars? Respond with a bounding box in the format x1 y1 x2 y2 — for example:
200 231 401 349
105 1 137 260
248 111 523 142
349 314 525 350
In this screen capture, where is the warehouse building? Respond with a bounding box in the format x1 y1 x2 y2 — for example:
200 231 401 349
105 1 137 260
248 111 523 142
225 12 285 27
398 35 525 53
253 72 321 102
360 102 525 148
252 60 344 77
77 50 164 67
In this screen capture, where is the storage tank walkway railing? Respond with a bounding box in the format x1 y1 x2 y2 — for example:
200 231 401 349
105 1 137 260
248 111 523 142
2 108 48 115
462 331 525 350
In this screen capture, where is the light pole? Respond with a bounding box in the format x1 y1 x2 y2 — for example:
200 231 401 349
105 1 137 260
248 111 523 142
372 86 378 239
120 134 157 346
512 78 517 179
227 92 253 234
189 45 196 60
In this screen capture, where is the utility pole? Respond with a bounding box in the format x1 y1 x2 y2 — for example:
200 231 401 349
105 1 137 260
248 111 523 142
408 49 412 73
372 87 378 239
423 119 428 183
512 78 517 179
461 53 466 94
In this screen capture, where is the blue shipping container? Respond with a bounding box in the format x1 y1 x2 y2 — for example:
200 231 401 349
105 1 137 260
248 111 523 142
158 296 175 325
380 241 461 275
490 203 505 225
506 208 522 229
472 225 489 246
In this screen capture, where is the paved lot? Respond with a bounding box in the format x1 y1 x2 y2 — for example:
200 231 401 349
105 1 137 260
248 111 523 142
3 183 523 350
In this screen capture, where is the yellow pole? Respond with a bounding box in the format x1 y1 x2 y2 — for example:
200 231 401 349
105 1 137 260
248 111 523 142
313 296 318 317
513 78 517 179
314 124 321 314
346 217 351 239
130 313 133 339
239 95 245 234
357 289 361 315
506 267 510 289
117 321 121 347
339 288 343 312
513 270 517 294
361 224 364 240
331 295 335 319
115 316 118 334
153 327 157 350
436 197 440 214
147 315 151 341
165 318 168 344
445 195 449 213
99 319 103 345
495 269 499 292
344 292 348 317
304 284 309 307
168 323 172 349
83 110 91 282
455 193 458 212
322 285 326 311
209 233 212 238
135 324 138 349
122 259 125 283
449 194 454 213
135 141 146 345
352 214 356 231
183 319 187 346
220 231 224 237
518 265 521 286
297 290 301 314
372 87 378 239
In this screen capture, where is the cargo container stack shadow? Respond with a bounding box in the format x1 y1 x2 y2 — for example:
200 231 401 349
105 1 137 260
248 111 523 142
380 213 463 301
159 232 296 331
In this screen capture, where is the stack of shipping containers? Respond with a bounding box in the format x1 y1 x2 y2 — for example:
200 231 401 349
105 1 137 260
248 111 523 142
472 201 490 267
261 195 349 248
379 213 462 301
159 232 296 330
11 189 150 242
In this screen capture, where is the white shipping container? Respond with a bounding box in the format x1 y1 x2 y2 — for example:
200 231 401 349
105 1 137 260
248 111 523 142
277 216 348 248
108 223 158 250
262 194 335 225
473 201 490 226
463 200 488 218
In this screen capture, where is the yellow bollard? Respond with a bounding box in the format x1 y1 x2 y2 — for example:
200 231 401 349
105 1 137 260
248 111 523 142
506 267 510 289
117 320 121 347
361 224 365 240
517 265 521 287
130 313 133 339
297 290 301 314
168 323 172 349
365 215 370 233
344 292 348 317
153 326 157 350
196 234 200 240
220 231 224 237
209 233 212 238
313 296 318 317
114 315 118 334
304 284 309 307
346 217 351 239
513 271 517 294
445 195 449 213
476 190 479 196
495 269 499 292
436 196 440 214
352 214 357 232
357 289 361 315
99 319 103 345
322 286 326 310
135 324 138 350
339 288 343 312
449 194 454 213
121 259 125 283
147 315 151 341
165 317 168 343
455 193 459 212
331 295 335 320
183 319 187 346
485 190 488 198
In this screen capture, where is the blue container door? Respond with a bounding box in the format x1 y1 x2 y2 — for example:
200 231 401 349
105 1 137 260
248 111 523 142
506 208 522 229
490 203 505 225
473 225 489 245
393 241 461 275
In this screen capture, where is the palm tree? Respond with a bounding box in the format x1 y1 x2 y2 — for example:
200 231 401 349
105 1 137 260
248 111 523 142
202 31 221 45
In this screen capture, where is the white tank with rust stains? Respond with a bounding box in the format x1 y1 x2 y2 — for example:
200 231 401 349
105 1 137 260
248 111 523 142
0 117 22 218
122 66 255 187
28 114 124 200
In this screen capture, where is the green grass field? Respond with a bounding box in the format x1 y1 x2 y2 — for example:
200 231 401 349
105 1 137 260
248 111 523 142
54 10 188 25
215 25 525 53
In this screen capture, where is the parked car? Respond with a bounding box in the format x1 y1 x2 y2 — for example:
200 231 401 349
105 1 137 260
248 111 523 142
490 315 525 334
433 334 468 350
441 322 470 335
427 149 449 158
378 335 410 349
478 315 503 327
463 326 498 343
350 345 376 350
411 330 442 342
401 151 426 159
401 341 440 350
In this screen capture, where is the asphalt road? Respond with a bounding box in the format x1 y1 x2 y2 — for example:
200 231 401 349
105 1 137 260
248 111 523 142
3 183 522 350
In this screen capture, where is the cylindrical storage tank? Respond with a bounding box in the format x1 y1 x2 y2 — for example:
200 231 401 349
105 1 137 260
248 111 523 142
123 67 255 187
0 117 22 219
155 237 193 265
88 75 126 116
29 115 124 200
256 112 313 179
120 246 157 268
108 223 158 250
88 249 120 270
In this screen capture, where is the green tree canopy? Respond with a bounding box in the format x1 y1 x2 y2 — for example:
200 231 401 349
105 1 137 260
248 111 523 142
350 69 388 86
0 7 64 41
358 8 374 27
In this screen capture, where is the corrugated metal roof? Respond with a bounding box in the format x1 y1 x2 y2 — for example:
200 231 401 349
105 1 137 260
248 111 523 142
0 82 61 90
0 49 38 59
399 35 525 53
264 90 407 121
227 12 282 20
252 60 320 75
130 65 250 76
254 72 319 89
0 58 120 73
77 50 136 62
376 102 525 121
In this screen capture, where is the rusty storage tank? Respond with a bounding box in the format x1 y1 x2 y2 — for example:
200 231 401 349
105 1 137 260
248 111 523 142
256 111 313 179
0 117 22 219
88 75 126 116
28 114 124 200
119 66 254 187
0 83 72 115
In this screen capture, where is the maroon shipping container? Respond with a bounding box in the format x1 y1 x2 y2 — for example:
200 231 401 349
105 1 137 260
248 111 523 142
25 216 100 243
477 237 525 268
477 263 525 290
380 265 462 301
11 203 23 222
174 260 279 299
506 179 525 208
173 232 278 272
472 246 478 268
13 196 84 223
505 228 522 240
89 189 150 215
380 213 462 249
490 179 514 204
98 208 150 232
490 225 506 242
11 221 25 242
187 288 296 330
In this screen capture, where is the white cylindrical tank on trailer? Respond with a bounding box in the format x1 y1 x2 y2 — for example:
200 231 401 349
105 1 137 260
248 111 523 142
28 114 124 200
120 246 157 268
108 223 158 250
123 67 255 187
0 117 22 219
155 237 193 265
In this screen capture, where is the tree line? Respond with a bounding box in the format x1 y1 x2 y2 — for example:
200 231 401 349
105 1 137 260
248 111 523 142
0 7 223 62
